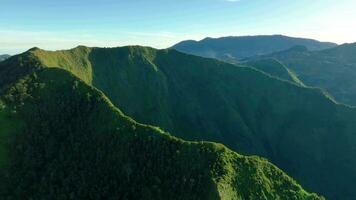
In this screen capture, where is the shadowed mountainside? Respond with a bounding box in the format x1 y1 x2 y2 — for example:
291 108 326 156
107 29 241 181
0 53 322 199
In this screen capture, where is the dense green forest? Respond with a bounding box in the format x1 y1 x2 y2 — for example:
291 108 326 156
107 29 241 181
0 54 322 199
7 46 356 200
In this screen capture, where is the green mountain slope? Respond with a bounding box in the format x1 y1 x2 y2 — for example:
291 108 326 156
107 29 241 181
0 58 321 199
244 59 305 86
15 46 356 200
249 43 356 106
172 35 336 60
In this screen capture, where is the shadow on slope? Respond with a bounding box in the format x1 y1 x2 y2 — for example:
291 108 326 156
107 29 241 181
0 66 321 199
11 46 356 200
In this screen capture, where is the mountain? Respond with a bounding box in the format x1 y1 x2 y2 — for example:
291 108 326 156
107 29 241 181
0 51 322 199
0 54 10 62
244 59 305 86
249 43 356 106
172 35 337 61
16 46 356 200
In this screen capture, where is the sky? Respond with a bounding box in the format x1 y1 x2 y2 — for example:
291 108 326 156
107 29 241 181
0 0 356 54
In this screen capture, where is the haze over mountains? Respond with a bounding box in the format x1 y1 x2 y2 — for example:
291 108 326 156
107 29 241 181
172 35 337 61
0 46 323 199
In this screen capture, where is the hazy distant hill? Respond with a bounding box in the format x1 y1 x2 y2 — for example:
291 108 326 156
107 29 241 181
15 45 356 200
0 54 10 62
172 35 336 61
174 35 356 106
250 43 356 106
0 48 322 199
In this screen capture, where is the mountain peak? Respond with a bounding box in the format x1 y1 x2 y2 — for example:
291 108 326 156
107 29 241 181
28 47 42 52
74 45 91 50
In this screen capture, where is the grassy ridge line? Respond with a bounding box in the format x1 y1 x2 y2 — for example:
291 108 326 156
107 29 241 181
0 67 321 199
31 46 94 84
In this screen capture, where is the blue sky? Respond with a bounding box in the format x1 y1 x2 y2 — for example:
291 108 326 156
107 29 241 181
1 0 356 54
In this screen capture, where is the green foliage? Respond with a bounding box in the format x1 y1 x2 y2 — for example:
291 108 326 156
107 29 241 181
18 45 356 200
0 50 42 90
31 46 93 84
0 67 321 199
0 102 24 167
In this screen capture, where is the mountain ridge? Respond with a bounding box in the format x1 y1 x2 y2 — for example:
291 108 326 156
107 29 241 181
248 42 356 106
172 35 337 60
8 45 356 200
0 56 322 199
244 58 305 86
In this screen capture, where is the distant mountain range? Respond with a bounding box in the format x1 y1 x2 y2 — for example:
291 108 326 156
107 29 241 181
247 43 356 106
172 35 337 61
173 35 356 107
0 54 10 62
0 47 324 199
3 45 356 199
245 58 305 86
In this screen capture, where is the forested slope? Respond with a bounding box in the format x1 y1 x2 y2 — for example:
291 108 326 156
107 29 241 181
3 46 355 199
0 56 321 199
